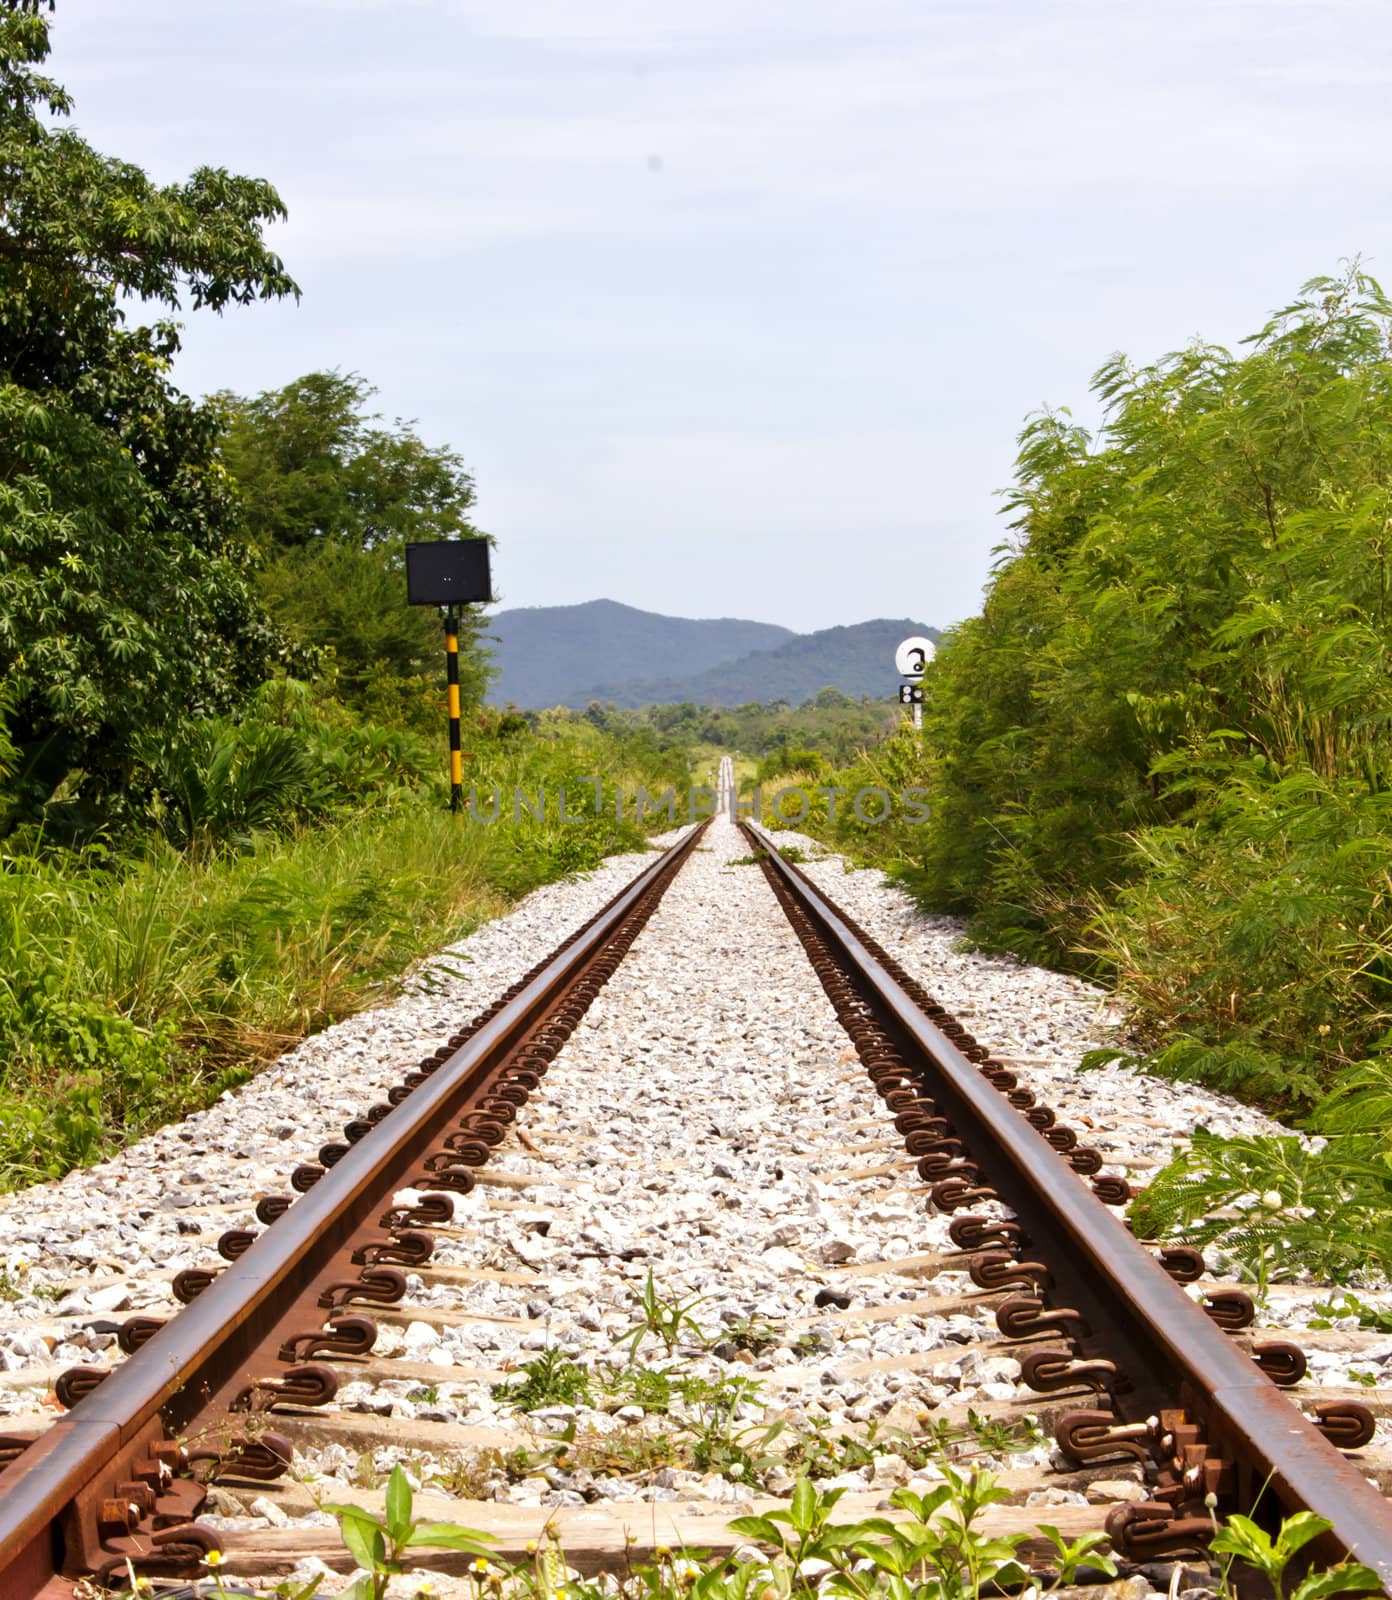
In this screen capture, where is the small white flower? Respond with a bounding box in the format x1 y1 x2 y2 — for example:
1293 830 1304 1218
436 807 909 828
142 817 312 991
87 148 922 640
1262 1190 1283 1209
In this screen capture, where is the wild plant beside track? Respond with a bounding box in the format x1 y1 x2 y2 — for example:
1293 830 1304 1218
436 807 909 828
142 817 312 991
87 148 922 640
0 702 687 1191
764 269 1392 1281
255 1467 1377 1600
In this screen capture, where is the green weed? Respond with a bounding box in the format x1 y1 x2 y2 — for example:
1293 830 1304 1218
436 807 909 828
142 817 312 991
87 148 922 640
618 1270 712 1358
0 714 687 1191
492 1347 594 1411
323 1463 491 1600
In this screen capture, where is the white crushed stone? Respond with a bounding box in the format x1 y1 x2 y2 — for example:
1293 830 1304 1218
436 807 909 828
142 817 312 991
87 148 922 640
0 833 686 1362
1 808 1387 1586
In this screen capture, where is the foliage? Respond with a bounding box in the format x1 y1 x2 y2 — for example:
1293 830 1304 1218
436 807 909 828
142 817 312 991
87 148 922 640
1128 1126 1392 1284
139 717 312 853
1309 1290 1392 1332
492 1346 594 1411
323 1464 491 1600
618 1270 713 1358
1126 1024 1392 1282
209 1469 1379 1600
0 0 295 827
729 1469 1034 1600
0 710 686 1189
1210 1512 1378 1600
758 747 830 783
220 371 490 727
784 268 1392 1133
674 1373 784 1478
612 696 894 770
128 679 434 852
605 1363 677 1413
759 724 931 867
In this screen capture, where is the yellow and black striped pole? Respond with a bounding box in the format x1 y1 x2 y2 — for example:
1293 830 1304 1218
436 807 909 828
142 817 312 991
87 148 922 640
444 608 463 813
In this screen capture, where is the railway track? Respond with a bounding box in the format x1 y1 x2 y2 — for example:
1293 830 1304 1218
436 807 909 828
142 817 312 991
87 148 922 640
741 822 1392 1579
1 797 1391 1596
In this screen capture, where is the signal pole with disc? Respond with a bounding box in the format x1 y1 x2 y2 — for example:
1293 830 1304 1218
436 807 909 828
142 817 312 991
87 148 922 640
895 635 935 731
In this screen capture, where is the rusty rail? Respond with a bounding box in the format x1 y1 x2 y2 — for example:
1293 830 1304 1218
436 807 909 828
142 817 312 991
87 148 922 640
0 822 705 1596
744 822 1392 1591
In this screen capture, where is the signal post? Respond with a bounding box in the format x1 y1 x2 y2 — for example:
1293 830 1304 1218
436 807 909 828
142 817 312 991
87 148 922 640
894 634 935 731
404 539 493 812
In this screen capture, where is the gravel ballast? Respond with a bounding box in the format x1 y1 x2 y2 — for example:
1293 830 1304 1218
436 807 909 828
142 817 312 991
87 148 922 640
1 812 1387 1595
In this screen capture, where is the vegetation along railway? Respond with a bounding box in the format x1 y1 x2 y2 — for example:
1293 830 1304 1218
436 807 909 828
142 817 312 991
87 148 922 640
2 773 1392 1598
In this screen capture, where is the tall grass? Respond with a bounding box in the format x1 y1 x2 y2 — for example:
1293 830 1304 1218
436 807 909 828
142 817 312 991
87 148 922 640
0 720 686 1190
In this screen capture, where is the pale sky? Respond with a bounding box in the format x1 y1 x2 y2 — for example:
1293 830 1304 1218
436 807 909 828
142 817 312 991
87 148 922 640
46 0 1392 632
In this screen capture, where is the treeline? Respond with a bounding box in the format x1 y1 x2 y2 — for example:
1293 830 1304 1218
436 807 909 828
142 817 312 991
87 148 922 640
585 689 894 769
809 269 1392 1115
0 3 471 838
0 3 685 1187
782 271 1392 1277
910 267 1392 1111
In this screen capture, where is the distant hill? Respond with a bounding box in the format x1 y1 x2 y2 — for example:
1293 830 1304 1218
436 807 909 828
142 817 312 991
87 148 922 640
487 600 794 708
485 601 937 709
588 618 940 707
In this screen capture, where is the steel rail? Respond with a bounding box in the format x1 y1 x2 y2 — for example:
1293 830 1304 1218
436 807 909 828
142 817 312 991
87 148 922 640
0 822 706 1596
745 823 1392 1591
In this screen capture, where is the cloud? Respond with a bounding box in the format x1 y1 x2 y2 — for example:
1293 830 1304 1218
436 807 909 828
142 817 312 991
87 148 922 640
44 0 1392 630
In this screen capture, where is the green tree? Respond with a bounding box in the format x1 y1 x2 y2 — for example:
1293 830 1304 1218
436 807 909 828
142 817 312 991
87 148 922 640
219 371 490 724
909 265 1392 1103
0 0 298 828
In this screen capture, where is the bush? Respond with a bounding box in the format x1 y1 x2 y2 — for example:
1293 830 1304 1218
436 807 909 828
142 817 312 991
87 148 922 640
0 710 689 1190
855 268 1392 1111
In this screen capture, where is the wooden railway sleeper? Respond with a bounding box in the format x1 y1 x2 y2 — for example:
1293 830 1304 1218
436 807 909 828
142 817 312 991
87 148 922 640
202 892 638 1414
0 826 708 1593
773 851 1150 1224
753 832 1340 1571
818 878 1277 1361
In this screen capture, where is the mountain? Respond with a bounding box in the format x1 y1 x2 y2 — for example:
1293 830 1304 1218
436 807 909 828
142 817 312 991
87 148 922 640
586 618 939 707
486 600 794 708
485 601 937 709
